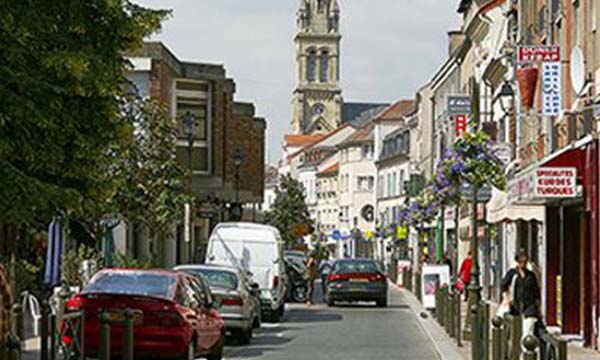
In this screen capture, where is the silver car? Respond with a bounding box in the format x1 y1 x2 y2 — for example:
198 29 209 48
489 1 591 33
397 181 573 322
175 264 261 345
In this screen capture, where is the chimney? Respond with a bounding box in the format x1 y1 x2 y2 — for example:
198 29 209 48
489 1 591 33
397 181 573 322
447 30 465 56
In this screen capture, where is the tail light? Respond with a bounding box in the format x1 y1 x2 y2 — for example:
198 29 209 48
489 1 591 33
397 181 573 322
328 274 344 282
221 297 244 307
369 273 385 282
65 296 84 312
156 311 185 327
273 275 280 289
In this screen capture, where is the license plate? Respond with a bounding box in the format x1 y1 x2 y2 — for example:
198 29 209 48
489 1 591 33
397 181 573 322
349 278 368 283
107 310 143 324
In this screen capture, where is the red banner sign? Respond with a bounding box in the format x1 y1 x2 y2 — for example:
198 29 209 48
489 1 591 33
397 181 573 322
455 114 468 138
518 46 561 63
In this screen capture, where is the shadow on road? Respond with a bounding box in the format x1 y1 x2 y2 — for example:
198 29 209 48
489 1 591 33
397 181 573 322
285 308 343 323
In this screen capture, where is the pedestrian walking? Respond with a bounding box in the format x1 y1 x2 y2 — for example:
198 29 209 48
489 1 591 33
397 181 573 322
0 263 13 351
440 252 453 276
319 255 333 296
500 249 541 346
457 251 472 300
305 252 319 306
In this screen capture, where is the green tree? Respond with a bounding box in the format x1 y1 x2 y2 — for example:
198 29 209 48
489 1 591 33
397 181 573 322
109 95 191 241
264 174 313 246
0 1 169 227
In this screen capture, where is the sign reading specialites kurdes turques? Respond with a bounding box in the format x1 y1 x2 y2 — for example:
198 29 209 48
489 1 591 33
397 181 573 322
534 167 577 198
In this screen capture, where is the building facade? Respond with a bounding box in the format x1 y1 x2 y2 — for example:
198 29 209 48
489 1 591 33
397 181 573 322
124 42 266 267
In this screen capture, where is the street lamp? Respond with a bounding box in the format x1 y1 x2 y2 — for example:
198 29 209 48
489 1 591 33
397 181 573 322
182 111 196 263
498 80 515 115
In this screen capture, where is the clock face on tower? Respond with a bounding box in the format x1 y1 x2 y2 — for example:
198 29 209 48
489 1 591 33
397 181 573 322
312 103 326 117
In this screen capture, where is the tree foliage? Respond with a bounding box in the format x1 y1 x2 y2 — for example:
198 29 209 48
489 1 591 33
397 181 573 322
107 95 191 239
0 0 170 226
264 175 313 246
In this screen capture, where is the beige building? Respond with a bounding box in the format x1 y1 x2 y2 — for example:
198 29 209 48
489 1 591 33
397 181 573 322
292 0 342 134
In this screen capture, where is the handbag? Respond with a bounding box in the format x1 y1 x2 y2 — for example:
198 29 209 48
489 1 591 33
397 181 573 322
496 272 517 317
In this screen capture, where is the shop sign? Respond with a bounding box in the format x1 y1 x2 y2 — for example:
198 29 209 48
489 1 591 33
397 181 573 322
396 226 407 240
447 95 471 116
518 45 560 63
542 62 562 116
534 167 577 198
508 171 536 203
455 114 468 138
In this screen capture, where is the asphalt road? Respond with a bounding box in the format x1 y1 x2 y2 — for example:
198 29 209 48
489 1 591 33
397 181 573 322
223 282 439 360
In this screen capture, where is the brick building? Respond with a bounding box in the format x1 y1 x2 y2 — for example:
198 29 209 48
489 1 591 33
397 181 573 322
122 42 266 266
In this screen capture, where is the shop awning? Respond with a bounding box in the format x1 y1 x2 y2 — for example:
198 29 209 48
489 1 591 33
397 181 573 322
487 187 545 223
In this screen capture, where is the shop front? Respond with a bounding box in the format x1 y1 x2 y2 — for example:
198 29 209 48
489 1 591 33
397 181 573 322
509 139 599 346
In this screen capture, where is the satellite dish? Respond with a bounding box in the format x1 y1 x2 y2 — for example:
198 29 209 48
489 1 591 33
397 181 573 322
570 46 586 96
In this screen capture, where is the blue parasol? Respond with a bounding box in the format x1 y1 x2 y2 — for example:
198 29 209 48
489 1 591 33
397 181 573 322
43 217 63 289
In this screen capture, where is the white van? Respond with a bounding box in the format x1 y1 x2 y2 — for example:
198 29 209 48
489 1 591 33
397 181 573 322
205 222 286 322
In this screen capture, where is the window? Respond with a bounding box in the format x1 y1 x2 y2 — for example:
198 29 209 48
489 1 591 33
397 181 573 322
307 49 317 82
175 80 211 173
320 50 329 82
357 176 374 192
400 170 405 195
387 173 392 197
362 144 374 160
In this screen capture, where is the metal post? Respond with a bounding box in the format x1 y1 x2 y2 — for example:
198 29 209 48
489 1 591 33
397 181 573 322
49 314 56 360
122 310 134 360
522 335 538 360
491 316 502 360
470 187 483 360
99 313 111 360
455 291 462 347
482 302 490 360
40 299 50 360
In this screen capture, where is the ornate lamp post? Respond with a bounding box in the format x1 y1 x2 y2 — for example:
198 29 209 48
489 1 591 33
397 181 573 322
182 111 196 263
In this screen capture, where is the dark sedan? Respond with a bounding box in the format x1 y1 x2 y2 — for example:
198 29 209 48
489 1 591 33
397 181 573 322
325 259 388 307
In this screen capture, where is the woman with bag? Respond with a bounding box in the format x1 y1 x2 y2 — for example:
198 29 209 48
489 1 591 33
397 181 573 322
500 249 541 346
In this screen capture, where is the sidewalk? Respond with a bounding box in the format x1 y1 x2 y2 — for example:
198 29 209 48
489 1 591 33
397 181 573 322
400 287 600 360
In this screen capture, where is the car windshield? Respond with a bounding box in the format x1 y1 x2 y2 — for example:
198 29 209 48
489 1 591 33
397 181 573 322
333 260 379 274
184 269 238 290
83 271 176 299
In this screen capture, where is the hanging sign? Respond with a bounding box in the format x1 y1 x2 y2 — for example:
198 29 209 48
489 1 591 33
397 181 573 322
518 46 560 63
396 226 408 240
534 167 577 198
455 114 468 138
542 62 562 116
447 95 471 116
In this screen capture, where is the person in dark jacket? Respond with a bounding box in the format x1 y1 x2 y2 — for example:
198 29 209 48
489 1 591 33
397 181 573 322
501 249 540 342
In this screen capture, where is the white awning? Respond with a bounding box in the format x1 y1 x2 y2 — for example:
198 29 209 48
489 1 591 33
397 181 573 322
486 188 545 223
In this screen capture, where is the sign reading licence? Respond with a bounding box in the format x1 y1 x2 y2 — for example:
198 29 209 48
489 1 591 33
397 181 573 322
534 167 577 198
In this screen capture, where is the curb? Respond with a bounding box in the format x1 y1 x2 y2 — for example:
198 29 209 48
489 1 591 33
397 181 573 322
398 286 467 360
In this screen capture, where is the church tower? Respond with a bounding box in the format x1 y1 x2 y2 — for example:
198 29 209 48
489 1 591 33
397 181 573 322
292 0 343 135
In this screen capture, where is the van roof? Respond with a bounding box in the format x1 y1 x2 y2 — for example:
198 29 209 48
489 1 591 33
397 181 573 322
213 222 280 242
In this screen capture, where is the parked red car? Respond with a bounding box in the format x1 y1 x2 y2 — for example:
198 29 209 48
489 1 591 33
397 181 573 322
64 269 225 360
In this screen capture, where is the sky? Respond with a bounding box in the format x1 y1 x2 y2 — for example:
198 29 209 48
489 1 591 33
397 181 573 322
135 0 461 163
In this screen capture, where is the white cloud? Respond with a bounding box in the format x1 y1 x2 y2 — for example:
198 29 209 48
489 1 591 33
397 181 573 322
135 0 460 162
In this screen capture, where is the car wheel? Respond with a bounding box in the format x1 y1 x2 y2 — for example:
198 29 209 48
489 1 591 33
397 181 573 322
291 286 308 303
376 298 387 308
206 335 224 360
240 326 253 345
252 312 261 328
277 303 285 317
178 341 195 360
326 297 335 307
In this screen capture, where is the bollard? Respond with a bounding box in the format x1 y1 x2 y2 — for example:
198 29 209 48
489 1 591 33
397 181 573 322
99 313 111 360
40 300 50 360
448 289 455 339
482 302 490 360
522 335 538 360
122 310 135 360
491 316 502 360
455 291 461 347
49 313 57 360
